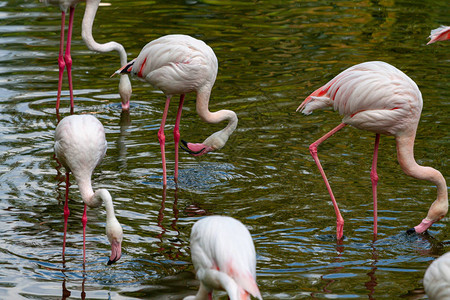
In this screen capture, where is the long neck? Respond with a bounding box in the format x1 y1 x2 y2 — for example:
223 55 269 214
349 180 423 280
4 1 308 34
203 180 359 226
76 176 102 208
81 0 127 65
396 134 448 220
196 89 238 146
82 0 132 109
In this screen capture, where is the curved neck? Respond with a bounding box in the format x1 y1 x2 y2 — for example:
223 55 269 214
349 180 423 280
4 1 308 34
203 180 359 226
396 134 447 195
396 134 448 222
81 0 127 66
196 89 238 134
195 90 238 151
76 176 97 207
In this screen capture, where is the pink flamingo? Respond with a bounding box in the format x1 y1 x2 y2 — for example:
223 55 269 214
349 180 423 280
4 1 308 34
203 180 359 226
184 216 262 300
424 252 450 299
115 34 238 186
55 114 123 264
427 26 450 44
297 61 448 240
40 0 132 111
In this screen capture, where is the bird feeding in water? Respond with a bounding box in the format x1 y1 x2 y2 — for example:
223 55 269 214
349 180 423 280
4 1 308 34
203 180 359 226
297 61 448 240
40 0 132 111
184 215 262 300
113 34 238 186
54 114 123 264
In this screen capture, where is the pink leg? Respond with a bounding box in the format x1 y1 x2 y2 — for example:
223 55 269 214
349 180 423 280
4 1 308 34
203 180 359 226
173 94 185 182
158 97 171 186
309 123 347 240
65 7 75 109
62 172 70 258
56 11 66 111
81 204 87 264
371 134 380 238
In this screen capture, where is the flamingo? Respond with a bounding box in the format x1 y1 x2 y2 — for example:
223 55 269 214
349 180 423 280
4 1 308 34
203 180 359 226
297 61 448 240
114 34 238 186
184 215 262 300
424 252 450 299
40 0 132 111
427 26 450 44
54 114 123 264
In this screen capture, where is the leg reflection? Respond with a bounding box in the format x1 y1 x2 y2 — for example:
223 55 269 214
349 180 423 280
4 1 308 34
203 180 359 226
156 186 184 260
365 243 378 299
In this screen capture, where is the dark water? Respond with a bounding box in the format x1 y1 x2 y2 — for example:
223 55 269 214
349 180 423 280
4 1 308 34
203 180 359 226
0 0 449 299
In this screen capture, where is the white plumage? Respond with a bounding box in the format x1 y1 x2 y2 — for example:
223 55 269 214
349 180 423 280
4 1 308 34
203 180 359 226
297 61 448 240
55 114 123 264
130 34 218 96
299 61 422 136
117 34 238 186
184 216 262 300
424 252 450 300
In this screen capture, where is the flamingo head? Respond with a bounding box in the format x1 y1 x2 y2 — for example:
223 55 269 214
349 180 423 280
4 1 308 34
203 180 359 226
180 129 231 156
119 74 132 111
106 217 123 265
180 140 215 156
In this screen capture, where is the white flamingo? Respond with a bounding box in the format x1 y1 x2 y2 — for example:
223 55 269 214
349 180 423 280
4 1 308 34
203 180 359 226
40 0 132 110
184 216 262 300
424 252 450 299
54 114 123 264
114 34 238 186
297 61 448 240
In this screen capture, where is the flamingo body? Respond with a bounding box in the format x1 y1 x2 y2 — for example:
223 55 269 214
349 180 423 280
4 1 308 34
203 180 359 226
427 26 450 44
300 61 423 135
129 35 218 96
184 216 262 300
298 61 448 239
117 34 238 185
424 252 450 300
55 114 123 264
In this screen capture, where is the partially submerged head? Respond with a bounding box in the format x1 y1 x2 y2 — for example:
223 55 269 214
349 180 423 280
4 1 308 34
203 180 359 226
106 216 123 265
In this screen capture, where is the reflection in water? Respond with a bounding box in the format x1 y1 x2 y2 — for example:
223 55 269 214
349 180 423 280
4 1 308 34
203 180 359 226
117 109 131 169
365 243 378 300
311 242 345 298
156 186 184 260
0 0 448 298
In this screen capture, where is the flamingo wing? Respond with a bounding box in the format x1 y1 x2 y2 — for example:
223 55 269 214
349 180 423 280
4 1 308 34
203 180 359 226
128 34 218 96
298 61 423 135
427 25 450 45
55 115 107 177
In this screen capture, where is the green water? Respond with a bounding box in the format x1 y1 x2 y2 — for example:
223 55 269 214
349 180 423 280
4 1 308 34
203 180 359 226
0 0 448 298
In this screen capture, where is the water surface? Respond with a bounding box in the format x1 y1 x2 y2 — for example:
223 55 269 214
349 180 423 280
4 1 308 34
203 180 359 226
0 0 449 299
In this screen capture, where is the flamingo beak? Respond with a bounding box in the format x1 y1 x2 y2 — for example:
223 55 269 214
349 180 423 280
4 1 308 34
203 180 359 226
110 60 135 78
107 240 122 265
180 140 211 156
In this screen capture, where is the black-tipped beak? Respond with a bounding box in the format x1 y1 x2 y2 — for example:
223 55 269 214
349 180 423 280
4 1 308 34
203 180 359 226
111 60 135 77
107 255 120 265
180 139 205 155
406 228 416 235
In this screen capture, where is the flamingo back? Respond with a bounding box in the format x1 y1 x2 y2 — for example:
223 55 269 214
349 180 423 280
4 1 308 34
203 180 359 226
424 252 450 300
54 115 107 180
130 34 218 96
299 61 423 136
190 216 261 299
